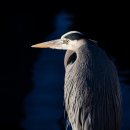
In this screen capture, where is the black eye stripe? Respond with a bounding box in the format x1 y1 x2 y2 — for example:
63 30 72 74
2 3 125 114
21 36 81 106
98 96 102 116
64 33 85 40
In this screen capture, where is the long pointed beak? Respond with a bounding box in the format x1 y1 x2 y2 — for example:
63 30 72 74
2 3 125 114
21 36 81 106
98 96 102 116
31 39 68 50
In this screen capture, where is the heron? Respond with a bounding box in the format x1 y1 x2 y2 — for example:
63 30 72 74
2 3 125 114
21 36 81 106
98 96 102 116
32 31 121 130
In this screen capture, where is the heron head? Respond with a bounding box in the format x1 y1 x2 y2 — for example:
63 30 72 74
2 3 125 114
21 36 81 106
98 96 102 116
31 31 87 51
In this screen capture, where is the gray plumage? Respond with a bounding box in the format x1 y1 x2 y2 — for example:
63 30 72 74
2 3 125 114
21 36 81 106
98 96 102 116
64 42 121 130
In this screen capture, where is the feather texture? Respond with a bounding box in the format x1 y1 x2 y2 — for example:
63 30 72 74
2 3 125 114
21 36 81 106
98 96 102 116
64 41 121 130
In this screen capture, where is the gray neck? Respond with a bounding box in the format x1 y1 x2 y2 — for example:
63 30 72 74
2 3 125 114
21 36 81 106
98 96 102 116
64 42 121 130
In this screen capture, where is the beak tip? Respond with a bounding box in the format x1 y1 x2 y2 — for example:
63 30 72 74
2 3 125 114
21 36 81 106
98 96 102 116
31 45 36 48
31 44 41 48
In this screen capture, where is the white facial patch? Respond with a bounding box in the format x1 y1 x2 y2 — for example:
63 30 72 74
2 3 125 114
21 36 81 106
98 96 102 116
62 44 68 50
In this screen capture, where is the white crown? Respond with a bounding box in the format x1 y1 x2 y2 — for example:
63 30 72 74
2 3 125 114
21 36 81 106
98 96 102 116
61 31 83 39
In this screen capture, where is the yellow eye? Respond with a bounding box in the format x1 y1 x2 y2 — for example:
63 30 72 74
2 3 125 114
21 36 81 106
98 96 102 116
64 39 69 44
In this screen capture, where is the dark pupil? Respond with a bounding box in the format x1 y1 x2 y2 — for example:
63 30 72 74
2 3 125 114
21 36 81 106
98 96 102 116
64 39 68 44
